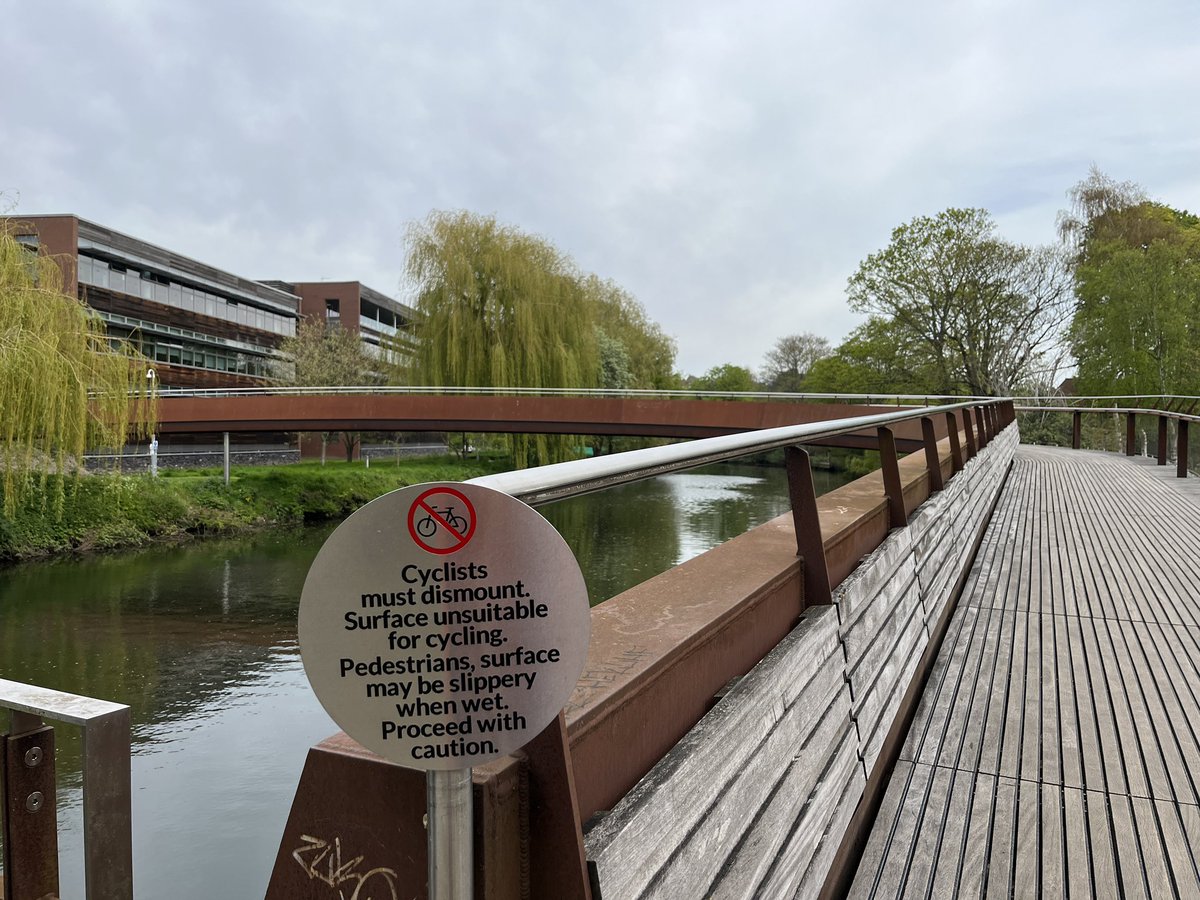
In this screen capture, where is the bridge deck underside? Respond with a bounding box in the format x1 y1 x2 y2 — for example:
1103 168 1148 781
851 446 1200 899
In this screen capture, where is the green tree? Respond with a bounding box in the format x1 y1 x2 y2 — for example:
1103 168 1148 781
0 224 154 513
403 211 599 467
760 332 831 392
596 328 634 389
1061 170 1200 396
847 208 1072 395
804 317 944 395
689 364 758 393
277 317 378 460
584 276 677 389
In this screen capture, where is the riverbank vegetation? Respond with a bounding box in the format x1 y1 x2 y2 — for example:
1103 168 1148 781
0 224 155 513
0 456 504 563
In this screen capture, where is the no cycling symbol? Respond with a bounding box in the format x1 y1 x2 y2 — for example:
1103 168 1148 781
407 486 477 554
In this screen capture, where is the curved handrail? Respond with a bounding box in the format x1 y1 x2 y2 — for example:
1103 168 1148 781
1015 405 1200 423
468 399 1010 506
143 385 987 405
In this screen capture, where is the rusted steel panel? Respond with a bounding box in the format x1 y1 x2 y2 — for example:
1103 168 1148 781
154 395 939 447
516 715 591 900
1159 416 1169 465
265 732 524 900
2 726 59 900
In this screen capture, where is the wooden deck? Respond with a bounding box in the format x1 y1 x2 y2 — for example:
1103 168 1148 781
851 446 1200 899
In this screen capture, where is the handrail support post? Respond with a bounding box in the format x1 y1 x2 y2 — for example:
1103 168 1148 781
785 447 832 607
920 417 944 492
1158 416 1169 466
962 409 977 459
1179 419 1190 478
944 411 963 472
1072 411 1082 450
1126 412 1137 456
877 426 908 528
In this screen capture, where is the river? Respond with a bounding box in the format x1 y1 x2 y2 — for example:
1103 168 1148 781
0 460 853 898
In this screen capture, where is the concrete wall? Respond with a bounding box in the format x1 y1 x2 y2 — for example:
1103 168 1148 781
585 423 1019 900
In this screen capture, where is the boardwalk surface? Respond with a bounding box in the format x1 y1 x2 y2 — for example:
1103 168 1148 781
851 446 1200 899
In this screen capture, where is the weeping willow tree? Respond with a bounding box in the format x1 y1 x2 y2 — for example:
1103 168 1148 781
403 211 600 467
0 223 155 514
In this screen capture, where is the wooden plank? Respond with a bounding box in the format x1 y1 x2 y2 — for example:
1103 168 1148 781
838 554 918 672
1151 798 1200 894
732 719 863 900
1108 786 1148 898
847 445 1200 900
851 581 927 773
1012 778 1041 898
958 771 998 898
1061 785 1093 897
641 659 848 897
925 768 976 898
586 607 845 898
706 714 855 893
903 607 984 769
857 761 935 899
983 773 1016 900
846 759 915 898
1131 796 1174 898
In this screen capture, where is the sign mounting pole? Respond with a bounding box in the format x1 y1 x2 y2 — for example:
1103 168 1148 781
427 768 473 899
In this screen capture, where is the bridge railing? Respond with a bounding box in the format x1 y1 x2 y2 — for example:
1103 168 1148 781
0 679 132 900
146 384 985 405
267 396 1018 899
1015 403 1198 477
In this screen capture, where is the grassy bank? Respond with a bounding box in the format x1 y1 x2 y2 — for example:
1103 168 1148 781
0 456 507 563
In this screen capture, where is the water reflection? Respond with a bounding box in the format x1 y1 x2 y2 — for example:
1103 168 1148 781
540 461 849 603
0 460 853 898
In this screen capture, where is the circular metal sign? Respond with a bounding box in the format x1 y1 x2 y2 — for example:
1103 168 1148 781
299 482 591 770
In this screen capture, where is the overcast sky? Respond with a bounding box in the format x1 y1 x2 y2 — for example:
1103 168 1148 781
4 1 1199 377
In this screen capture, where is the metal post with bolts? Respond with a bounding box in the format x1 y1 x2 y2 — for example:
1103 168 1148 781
223 432 231 487
427 768 473 899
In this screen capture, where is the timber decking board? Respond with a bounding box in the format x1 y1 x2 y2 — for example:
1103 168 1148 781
851 446 1200 899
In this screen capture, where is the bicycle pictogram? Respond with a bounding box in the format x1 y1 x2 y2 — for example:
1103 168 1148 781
407 486 477 554
415 505 468 538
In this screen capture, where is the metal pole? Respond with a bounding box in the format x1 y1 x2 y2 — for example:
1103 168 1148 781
223 432 231 487
427 768 473 900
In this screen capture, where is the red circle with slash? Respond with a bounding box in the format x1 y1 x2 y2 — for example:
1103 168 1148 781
407 487 477 554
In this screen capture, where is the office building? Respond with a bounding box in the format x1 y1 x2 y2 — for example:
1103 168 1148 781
4 215 415 388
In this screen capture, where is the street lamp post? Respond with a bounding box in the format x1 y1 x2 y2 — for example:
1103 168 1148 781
147 369 158 477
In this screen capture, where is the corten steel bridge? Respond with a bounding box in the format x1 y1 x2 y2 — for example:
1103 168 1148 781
5 395 1200 899
148 387 979 452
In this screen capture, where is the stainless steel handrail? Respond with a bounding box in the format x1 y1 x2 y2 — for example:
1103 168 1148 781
1 678 132 899
1010 394 1200 405
134 385 988 403
467 399 1005 506
1015 405 1200 423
